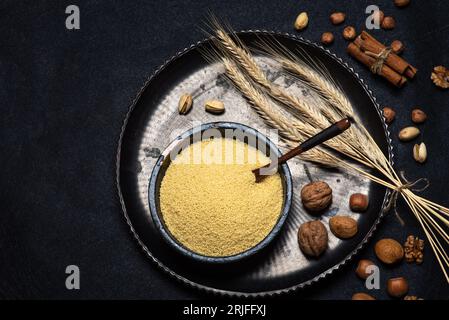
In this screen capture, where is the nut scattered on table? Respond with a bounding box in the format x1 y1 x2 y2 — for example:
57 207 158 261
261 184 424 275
381 16 396 30
431 66 449 89
413 142 427 164
404 295 423 300
387 277 409 298
205 100 225 114
343 26 356 40
411 108 427 124
301 181 332 212
298 220 328 257
330 12 345 25
329 215 358 239
294 12 309 30
382 107 396 124
373 10 385 25
391 40 404 54
356 259 376 279
321 32 334 45
394 0 411 7
404 235 424 264
352 292 376 300
178 93 193 115
375 238 404 264
350 193 369 212
399 126 420 141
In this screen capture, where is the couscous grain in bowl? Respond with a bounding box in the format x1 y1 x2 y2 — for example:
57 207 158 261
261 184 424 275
148 122 292 263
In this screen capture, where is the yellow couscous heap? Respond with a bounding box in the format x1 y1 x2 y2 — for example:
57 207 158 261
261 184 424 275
159 137 283 257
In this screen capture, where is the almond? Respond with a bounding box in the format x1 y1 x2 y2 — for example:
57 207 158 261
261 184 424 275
294 12 308 31
398 127 420 141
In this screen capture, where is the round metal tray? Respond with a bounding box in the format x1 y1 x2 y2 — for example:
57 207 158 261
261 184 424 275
116 31 393 297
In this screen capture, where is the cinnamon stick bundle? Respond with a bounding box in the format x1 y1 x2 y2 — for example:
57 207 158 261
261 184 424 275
347 31 417 87
360 31 417 79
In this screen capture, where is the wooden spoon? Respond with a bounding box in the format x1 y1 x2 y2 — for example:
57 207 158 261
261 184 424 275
253 118 351 182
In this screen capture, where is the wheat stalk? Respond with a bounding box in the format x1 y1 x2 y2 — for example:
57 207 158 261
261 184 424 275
207 26 449 283
221 57 339 167
210 23 378 169
266 41 395 172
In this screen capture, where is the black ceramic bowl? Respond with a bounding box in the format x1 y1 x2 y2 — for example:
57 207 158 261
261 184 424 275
148 122 293 263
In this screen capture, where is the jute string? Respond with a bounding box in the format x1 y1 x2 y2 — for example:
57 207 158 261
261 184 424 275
365 47 392 75
383 171 430 225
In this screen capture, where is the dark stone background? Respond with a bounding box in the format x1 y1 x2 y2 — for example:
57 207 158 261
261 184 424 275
1 0 448 299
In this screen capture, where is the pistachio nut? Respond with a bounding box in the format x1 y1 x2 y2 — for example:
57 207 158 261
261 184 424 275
178 93 193 115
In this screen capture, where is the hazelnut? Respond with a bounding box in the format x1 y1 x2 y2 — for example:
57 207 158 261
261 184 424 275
375 238 404 264
391 40 404 55
381 16 396 30
329 215 358 239
373 10 385 25
352 292 376 300
382 107 396 124
394 0 410 8
321 32 334 45
330 12 345 25
301 181 332 212
350 193 369 212
342 26 356 40
356 259 376 279
411 108 427 124
298 220 328 257
294 12 309 31
387 277 409 298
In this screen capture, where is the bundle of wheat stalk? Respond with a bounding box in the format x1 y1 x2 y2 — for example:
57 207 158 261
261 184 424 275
204 22 449 282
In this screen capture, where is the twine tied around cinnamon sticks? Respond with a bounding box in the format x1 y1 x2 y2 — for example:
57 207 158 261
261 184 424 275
383 171 430 226
366 47 392 75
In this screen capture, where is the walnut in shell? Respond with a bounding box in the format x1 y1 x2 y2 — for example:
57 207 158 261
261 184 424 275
301 181 332 212
298 220 328 257
431 65 449 89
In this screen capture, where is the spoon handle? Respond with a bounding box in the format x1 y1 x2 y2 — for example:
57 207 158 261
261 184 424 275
277 118 351 164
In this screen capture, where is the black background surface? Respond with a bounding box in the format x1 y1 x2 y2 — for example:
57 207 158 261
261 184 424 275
1 0 448 299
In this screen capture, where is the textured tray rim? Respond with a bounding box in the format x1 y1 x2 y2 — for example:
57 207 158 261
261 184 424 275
115 30 394 297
